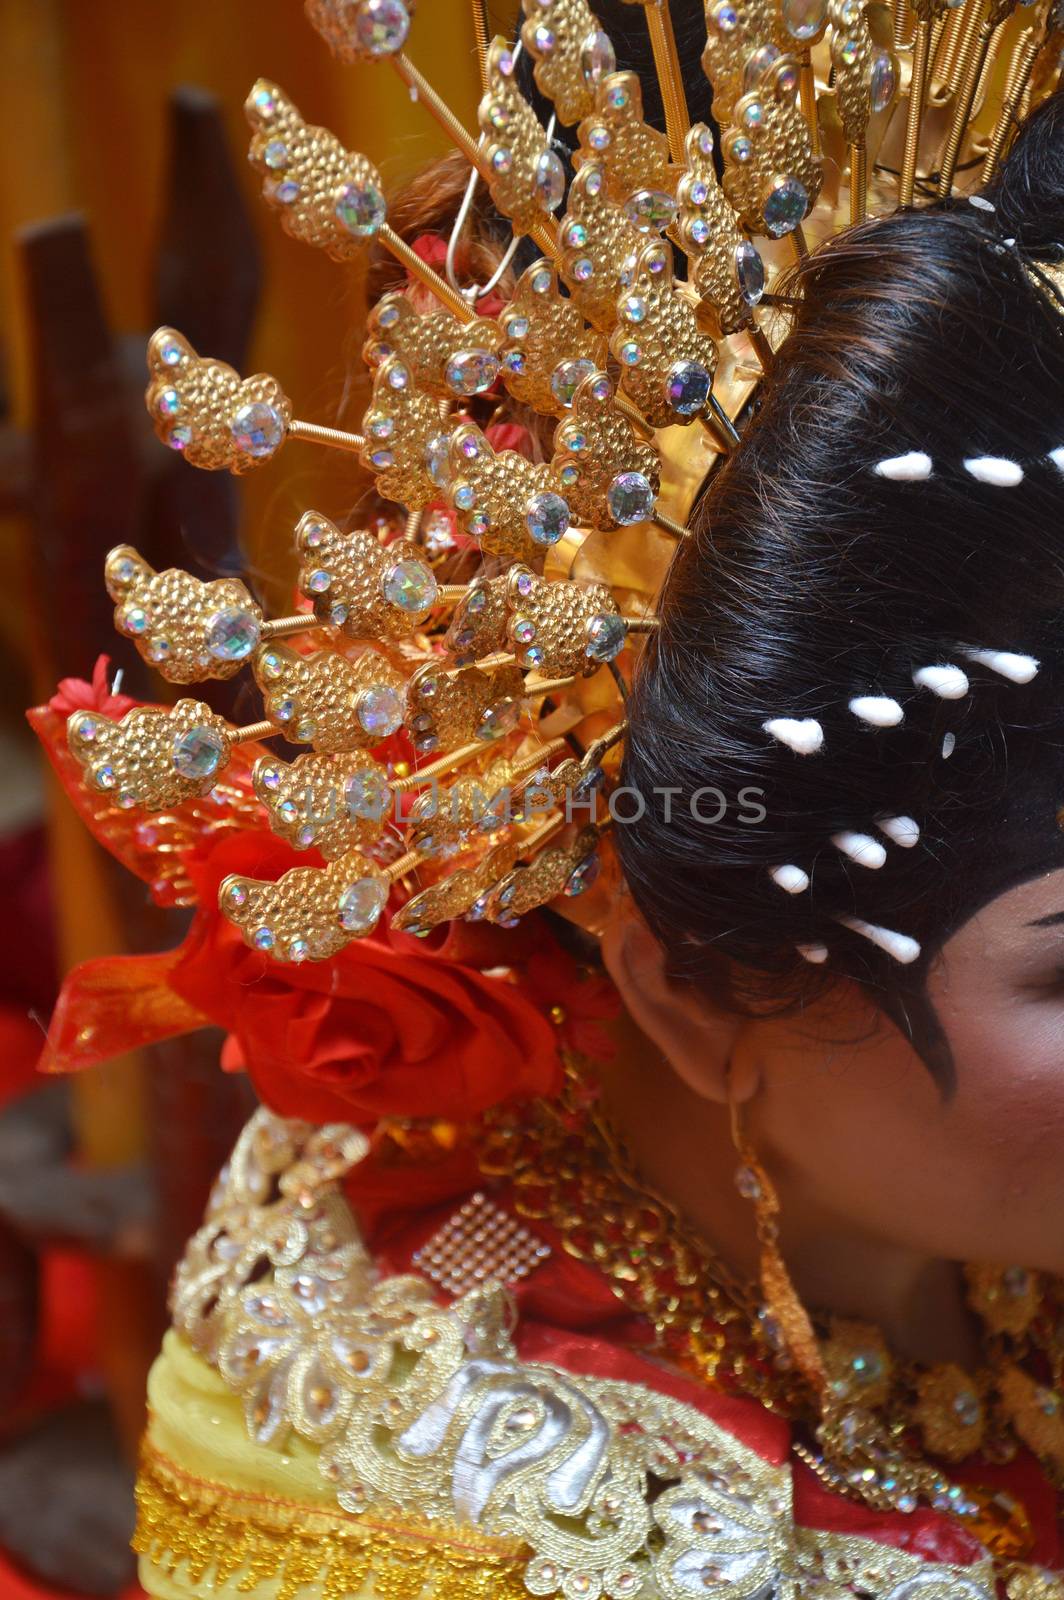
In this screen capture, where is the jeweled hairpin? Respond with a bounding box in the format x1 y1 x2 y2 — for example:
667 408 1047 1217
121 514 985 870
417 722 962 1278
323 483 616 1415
67 700 274 811
294 513 463 637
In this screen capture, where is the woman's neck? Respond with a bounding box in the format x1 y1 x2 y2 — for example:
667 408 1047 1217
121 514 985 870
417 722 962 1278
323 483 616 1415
597 1026 982 1371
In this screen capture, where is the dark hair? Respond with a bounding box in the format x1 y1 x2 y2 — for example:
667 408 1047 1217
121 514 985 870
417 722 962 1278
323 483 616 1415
617 88 1064 1081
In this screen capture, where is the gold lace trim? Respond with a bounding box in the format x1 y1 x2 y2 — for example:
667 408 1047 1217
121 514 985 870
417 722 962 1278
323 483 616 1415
134 1444 529 1599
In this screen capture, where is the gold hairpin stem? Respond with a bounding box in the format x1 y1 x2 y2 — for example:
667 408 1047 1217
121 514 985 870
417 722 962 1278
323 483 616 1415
900 18 933 205
389 53 560 261
980 14 1042 182
232 720 280 744
937 9 998 197
849 143 869 224
641 0 692 164
260 615 326 642
798 49 821 157
287 419 367 453
379 223 476 321
653 509 689 538
390 740 485 791
525 673 579 698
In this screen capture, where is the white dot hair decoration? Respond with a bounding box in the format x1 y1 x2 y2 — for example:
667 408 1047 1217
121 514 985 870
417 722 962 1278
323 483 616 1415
960 647 1039 684
762 717 824 755
831 831 887 869
849 695 904 727
770 864 810 894
873 451 933 481
876 814 920 848
963 456 1024 487
837 915 922 965
912 663 969 699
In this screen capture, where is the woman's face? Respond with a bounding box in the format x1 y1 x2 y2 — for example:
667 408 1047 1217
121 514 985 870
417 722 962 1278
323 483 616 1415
750 865 1064 1273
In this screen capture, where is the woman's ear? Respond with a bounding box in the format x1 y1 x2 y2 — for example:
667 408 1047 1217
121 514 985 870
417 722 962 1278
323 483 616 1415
601 912 756 1104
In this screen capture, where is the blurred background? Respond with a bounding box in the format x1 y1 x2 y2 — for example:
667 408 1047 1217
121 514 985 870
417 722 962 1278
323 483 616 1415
0 2 489 1593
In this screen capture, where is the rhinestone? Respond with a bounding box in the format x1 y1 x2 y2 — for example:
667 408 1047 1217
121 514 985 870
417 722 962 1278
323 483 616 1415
666 359 712 416
511 616 536 645
563 428 587 452
565 853 600 895
160 338 184 366
531 267 552 293
620 293 647 323
1004 1266 1031 1295
687 217 712 246
354 0 411 56
260 766 281 792
698 128 715 155
607 82 627 107
586 612 627 661
156 388 180 416
564 221 588 248
851 1349 885 1382
74 716 100 742
253 927 275 951
506 315 530 340
534 149 565 212
607 471 655 525
207 607 261 661
263 140 288 169
588 125 611 151
837 36 859 64
573 256 594 281
260 651 284 679
735 1164 762 1199
345 769 390 819
713 0 739 28
289 938 309 962
735 241 766 305
335 179 387 236
525 490 570 546
559 464 579 487
469 511 491 538
580 27 616 84
591 376 611 401
226 883 248 907
338 875 388 934
619 340 641 365
491 147 513 173
488 102 511 130
763 175 809 236
777 61 800 96
92 763 116 790
383 558 438 612
869 49 897 113
954 1390 981 1426
424 432 451 487
369 414 394 439
172 725 226 781
377 303 400 328
504 349 525 373
550 357 596 408
476 697 521 740
121 605 150 635
783 0 827 35
497 48 515 75
387 361 409 389
532 23 555 50
278 799 299 824
446 349 500 396
306 569 332 593
624 188 679 235
369 447 394 469
743 100 764 128
356 685 403 737
168 424 193 451
732 136 753 163
454 483 476 511
231 401 285 457
268 177 301 204
745 43 781 90
522 644 545 667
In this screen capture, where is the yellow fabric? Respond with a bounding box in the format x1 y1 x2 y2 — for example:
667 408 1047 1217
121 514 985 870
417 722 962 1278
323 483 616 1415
137 1332 530 1599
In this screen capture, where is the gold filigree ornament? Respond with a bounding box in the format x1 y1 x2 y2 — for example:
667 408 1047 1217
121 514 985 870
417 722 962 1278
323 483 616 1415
575 69 674 200
148 1105 1017 1600
520 0 619 128
610 240 720 427
294 511 457 640
497 258 609 418
246 79 389 261
252 641 408 751
478 37 568 239
303 0 417 65
103 545 265 684
558 161 648 333
702 0 792 126
145 327 293 473
552 368 662 530
219 846 416 961
364 292 503 404
721 58 823 238
404 658 531 756
445 562 652 678
252 749 394 859
67 699 248 811
445 421 571 562
677 124 766 338
487 821 604 922
360 352 456 510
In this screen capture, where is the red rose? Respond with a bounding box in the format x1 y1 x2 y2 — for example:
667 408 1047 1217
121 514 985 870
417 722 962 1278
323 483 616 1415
179 836 564 1124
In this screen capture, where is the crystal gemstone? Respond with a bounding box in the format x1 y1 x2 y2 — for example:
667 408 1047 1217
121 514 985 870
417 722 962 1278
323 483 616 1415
335 180 387 236
338 875 388 934
207 608 261 661
607 471 656 525
356 685 403 737
231 402 285 457
526 491 571 546
665 360 712 417
763 176 809 236
172 725 226 782
354 0 410 56
383 558 438 612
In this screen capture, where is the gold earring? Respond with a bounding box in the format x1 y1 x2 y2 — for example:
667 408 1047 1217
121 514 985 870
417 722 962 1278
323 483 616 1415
728 1093 826 1397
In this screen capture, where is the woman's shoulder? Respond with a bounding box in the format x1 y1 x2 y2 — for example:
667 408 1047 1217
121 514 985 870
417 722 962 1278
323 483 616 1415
133 1110 1030 1600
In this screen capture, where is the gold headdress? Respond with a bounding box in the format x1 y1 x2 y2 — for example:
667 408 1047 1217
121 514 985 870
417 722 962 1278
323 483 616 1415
67 0 1063 964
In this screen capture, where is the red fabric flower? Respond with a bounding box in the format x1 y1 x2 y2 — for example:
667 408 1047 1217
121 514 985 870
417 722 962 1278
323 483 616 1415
48 655 136 719
411 234 506 317
42 832 563 1128
521 941 621 1062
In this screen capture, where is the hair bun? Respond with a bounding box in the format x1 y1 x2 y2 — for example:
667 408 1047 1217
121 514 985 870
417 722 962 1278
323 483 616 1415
985 84 1064 258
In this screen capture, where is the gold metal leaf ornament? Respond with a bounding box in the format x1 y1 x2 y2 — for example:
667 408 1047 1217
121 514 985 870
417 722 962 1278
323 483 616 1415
520 0 618 126
253 643 407 752
67 700 235 811
446 423 570 563
295 513 440 640
552 369 661 530
478 38 567 238
220 850 391 963
103 546 264 684
145 328 292 474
